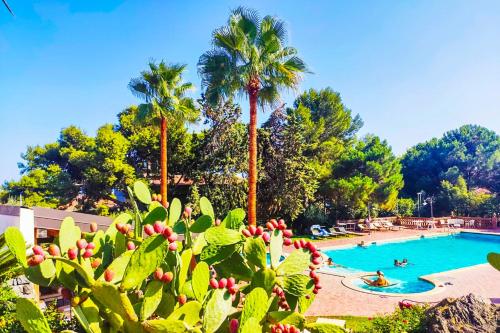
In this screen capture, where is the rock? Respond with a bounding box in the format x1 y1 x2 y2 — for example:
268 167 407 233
425 293 499 333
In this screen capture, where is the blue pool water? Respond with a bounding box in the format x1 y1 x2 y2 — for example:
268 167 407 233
323 232 500 294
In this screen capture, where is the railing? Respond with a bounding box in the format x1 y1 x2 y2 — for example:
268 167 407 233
337 216 496 230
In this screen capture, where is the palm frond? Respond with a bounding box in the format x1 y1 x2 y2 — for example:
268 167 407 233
2 0 13 15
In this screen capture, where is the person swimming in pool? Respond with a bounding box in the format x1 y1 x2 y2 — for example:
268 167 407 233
361 270 390 287
401 258 410 267
325 257 346 268
358 241 368 248
394 259 402 267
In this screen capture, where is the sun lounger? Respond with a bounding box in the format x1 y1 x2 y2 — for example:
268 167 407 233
333 226 358 235
357 224 370 233
372 222 387 231
331 227 347 235
310 225 333 239
381 221 401 231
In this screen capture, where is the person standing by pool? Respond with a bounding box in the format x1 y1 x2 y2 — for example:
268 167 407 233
361 270 390 287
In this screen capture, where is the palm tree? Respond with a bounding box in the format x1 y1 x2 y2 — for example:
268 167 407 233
198 7 308 225
129 61 198 207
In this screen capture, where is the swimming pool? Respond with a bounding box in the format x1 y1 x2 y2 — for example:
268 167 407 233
322 232 500 294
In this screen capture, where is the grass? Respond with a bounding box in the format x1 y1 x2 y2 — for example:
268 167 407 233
306 316 373 332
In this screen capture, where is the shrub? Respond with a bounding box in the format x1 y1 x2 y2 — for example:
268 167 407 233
368 303 428 333
4 181 343 333
0 283 81 333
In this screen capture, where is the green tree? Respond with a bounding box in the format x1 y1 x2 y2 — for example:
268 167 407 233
129 61 198 207
259 107 318 221
401 125 500 197
2 125 135 212
293 88 363 179
440 176 493 216
198 7 308 225
189 97 248 217
116 105 194 199
326 135 404 219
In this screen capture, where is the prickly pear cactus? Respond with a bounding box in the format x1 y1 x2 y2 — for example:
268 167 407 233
5 181 344 332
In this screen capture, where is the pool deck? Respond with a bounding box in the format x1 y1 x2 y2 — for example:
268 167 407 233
301 227 500 317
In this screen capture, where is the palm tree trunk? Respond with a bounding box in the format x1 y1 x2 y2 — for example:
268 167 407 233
160 116 168 207
248 90 258 226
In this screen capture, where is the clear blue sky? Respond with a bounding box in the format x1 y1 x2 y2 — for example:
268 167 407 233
1 0 499 183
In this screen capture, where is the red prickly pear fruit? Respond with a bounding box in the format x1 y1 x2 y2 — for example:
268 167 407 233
209 278 218 289
153 221 164 234
154 268 163 280
178 294 187 305
215 218 221 226
229 319 239 333
152 193 158 201
162 226 173 238
293 240 301 249
86 242 96 250
60 288 72 300
309 264 316 270
104 269 114 282
122 224 131 234
68 247 78 260
167 233 178 243
229 285 239 295
91 258 101 269
126 241 136 251
270 219 279 228
184 206 192 216
161 272 174 283
90 222 98 233
242 229 252 237
283 229 293 238
311 251 321 258
313 288 319 294
313 276 320 284
312 257 322 265
48 244 60 256
227 277 236 288
144 225 154 236
32 245 44 256
310 271 317 279
277 223 286 231
305 294 311 299
266 222 275 230
262 232 271 243
157 194 162 203
299 239 306 248
277 323 285 331
76 239 88 250
116 223 124 232
248 225 257 235
82 249 93 258
283 238 292 246
255 226 264 235
168 242 178 251
218 278 227 289
28 254 44 266
315 284 322 289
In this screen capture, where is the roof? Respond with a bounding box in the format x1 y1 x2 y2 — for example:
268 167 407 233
33 207 112 232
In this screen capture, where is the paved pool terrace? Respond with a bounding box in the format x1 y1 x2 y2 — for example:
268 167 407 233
283 227 500 317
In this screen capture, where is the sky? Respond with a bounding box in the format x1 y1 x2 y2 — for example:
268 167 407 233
1 0 499 183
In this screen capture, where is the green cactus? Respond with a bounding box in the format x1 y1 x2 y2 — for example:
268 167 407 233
5 181 328 332
169 198 182 225
141 280 164 320
133 181 152 205
199 196 214 219
16 298 52 333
